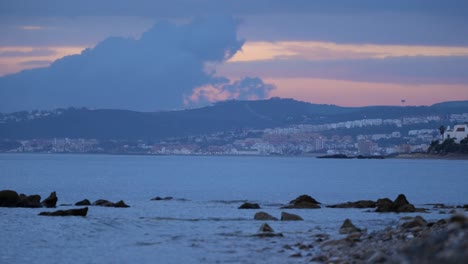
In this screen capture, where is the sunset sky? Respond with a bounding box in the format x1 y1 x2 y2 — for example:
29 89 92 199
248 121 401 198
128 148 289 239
1 0 467 112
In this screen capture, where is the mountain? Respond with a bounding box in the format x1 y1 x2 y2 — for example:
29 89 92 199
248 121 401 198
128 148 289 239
1 98 468 140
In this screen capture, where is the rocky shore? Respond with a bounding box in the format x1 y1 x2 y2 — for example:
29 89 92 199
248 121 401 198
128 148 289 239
309 214 468 263
2 189 467 263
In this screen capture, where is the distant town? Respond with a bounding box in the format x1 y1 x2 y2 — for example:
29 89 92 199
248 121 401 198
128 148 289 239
2 108 467 157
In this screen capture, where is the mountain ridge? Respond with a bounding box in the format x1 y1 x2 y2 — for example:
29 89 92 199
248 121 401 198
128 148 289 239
1 98 468 140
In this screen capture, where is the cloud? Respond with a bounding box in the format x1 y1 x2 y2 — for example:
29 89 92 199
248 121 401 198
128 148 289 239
186 77 275 105
0 16 276 112
2 1 467 18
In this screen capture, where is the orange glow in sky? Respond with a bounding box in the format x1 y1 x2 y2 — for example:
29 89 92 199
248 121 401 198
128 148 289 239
0 46 85 76
230 41 468 62
266 78 468 106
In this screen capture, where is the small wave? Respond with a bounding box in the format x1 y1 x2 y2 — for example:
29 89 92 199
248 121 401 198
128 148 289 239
142 217 250 222
135 241 162 247
209 200 249 204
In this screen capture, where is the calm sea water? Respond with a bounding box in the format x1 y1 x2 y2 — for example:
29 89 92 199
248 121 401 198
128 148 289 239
1 154 467 263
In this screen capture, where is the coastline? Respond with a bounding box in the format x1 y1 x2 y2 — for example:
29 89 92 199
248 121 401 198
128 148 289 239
394 153 468 160
2 151 468 160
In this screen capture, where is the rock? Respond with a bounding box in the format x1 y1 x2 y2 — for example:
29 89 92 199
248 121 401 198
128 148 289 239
254 212 278 221
17 194 42 208
367 251 387 263
310 255 328 262
393 194 416 212
339 219 362 234
281 212 303 221
346 232 362 242
259 223 274 233
0 190 20 207
238 202 260 209
92 199 129 207
317 154 352 159
401 216 427 229
75 199 91 206
295 242 313 250
376 194 417 213
41 191 58 208
39 207 88 216
289 252 302 258
113 200 130 208
93 199 114 206
375 198 393 212
327 200 376 208
151 196 173 201
282 194 321 209
449 214 467 225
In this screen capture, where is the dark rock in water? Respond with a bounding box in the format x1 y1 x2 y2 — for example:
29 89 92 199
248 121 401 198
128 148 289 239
289 252 302 258
18 194 42 208
327 200 376 209
254 223 284 237
339 219 362 234
259 223 274 233
356 155 385 159
397 204 416 213
0 190 20 207
151 196 173 201
317 154 352 159
376 198 393 212
39 207 88 216
281 212 303 221
254 212 278 221
42 191 58 208
401 216 427 229
75 199 91 206
393 194 415 212
239 202 260 209
376 194 416 213
113 200 130 208
254 232 283 238
283 194 321 209
92 199 129 208
93 199 114 207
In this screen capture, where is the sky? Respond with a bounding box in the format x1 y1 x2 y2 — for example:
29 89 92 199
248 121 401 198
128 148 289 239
0 0 467 112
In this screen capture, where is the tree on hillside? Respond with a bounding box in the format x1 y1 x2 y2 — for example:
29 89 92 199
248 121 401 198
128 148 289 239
438 125 446 139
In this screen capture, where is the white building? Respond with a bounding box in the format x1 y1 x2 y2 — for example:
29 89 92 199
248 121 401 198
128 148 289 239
443 124 468 143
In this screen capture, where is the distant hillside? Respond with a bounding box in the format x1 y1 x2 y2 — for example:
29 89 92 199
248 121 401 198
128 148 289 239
1 98 468 140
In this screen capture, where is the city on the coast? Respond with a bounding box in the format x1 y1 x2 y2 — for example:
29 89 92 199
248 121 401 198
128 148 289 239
2 109 467 156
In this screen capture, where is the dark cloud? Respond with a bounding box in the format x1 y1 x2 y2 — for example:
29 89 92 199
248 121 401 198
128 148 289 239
1 0 467 17
0 17 273 112
1 1 467 46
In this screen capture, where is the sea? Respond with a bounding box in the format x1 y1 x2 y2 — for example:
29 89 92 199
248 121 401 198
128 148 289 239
1 153 467 264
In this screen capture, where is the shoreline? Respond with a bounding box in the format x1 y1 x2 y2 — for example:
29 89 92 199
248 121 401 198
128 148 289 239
310 213 468 263
2 151 468 160
394 153 468 160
